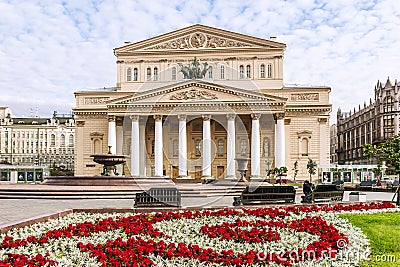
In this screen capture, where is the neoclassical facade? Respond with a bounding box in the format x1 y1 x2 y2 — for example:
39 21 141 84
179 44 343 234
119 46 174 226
0 108 75 173
336 77 400 165
74 25 331 179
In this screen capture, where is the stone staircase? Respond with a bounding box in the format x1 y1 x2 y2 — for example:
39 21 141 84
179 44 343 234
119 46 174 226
0 183 246 200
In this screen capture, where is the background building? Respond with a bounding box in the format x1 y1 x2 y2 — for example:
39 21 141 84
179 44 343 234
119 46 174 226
74 24 331 180
0 108 75 176
336 77 400 164
330 124 338 164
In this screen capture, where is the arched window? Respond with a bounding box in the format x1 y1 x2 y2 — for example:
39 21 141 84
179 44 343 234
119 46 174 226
260 64 265 78
69 134 74 147
146 67 151 81
208 66 213 79
50 134 55 147
172 67 177 80
133 68 138 81
267 64 272 78
218 139 224 156
246 65 251 78
300 138 309 156
153 67 158 81
239 65 244 79
173 139 178 156
60 134 65 147
195 140 201 156
126 68 132 81
240 139 247 155
220 65 225 79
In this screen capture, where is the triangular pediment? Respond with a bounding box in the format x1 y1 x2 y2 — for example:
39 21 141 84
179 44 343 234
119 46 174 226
115 24 285 54
107 80 287 106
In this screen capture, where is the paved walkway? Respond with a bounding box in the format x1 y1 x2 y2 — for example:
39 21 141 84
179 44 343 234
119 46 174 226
0 183 397 226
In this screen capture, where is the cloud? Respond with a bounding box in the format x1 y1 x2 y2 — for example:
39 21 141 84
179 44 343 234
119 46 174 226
0 0 399 123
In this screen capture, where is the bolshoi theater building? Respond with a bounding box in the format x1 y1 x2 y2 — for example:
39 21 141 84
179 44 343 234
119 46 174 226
73 24 331 180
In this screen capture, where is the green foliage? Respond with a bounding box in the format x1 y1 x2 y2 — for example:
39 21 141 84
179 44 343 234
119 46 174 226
271 166 288 175
49 165 73 176
364 134 400 175
271 166 288 184
306 158 317 182
340 213 400 266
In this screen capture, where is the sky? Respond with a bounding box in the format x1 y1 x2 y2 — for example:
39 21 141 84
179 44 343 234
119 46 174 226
1 0 400 123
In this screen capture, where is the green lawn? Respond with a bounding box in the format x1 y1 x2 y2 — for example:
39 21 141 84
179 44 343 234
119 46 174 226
340 212 400 266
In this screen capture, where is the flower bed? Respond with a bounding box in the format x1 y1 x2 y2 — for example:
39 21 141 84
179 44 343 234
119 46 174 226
0 202 397 266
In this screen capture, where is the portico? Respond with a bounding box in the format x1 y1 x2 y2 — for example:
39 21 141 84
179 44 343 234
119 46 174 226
104 80 287 179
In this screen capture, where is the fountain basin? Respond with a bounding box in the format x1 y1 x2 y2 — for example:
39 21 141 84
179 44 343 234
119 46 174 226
90 154 126 166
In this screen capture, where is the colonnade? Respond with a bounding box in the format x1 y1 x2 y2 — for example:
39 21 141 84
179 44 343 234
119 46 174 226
107 113 285 178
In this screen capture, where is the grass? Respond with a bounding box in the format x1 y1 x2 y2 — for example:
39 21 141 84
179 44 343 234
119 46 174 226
340 212 400 266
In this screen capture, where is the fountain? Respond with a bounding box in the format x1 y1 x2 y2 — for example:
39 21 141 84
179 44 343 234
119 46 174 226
90 146 126 176
42 146 133 186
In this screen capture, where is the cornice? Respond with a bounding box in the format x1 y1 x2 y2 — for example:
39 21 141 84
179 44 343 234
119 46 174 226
121 55 282 64
285 107 331 116
114 24 285 55
107 102 284 114
74 111 108 119
116 47 284 57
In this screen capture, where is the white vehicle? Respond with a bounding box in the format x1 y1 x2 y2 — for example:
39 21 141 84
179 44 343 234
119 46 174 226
382 176 394 186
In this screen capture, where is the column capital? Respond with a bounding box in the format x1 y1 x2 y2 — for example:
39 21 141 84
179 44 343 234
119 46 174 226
318 117 328 123
130 115 139 122
76 121 85 127
116 116 124 126
251 113 261 120
226 113 236 121
178 114 187 121
202 114 211 121
107 115 116 122
153 114 163 122
273 112 285 120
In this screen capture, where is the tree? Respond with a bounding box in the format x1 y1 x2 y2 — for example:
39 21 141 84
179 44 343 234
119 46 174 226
306 158 317 182
364 134 400 176
292 160 299 181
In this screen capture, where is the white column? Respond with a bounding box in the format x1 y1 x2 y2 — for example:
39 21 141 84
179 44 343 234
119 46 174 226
108 116 117 154
202 114 212 179
154 115 163 176
251 113 261 178
275 113 285 168
178 114 187 177
116 117 123 175
226 114 236 179
139 120 147 176
130 115 140 176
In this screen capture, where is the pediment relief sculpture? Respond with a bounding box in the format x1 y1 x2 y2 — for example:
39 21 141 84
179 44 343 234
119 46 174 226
170 89 218 100
144 32 258 50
